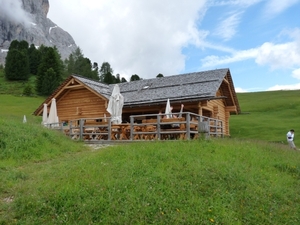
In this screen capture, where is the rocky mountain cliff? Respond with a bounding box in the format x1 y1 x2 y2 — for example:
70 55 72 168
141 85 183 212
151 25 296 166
0 0 77 65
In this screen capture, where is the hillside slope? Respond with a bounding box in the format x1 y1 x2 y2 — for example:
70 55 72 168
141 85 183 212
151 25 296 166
230 90 300 145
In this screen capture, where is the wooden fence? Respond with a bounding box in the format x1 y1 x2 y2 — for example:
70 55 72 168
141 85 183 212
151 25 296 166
47 112 223 142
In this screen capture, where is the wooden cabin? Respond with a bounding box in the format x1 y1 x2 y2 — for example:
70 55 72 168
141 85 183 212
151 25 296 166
33 68 241 136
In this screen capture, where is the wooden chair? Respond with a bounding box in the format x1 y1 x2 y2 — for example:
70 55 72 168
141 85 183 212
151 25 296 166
133 125 143 140
111 125 121 140
142 119 157 140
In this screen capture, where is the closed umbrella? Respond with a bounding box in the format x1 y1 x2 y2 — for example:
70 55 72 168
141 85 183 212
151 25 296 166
47 98 59 127
164 98 172 119
23 115 27 123
42 103 48 125
107 84 124 124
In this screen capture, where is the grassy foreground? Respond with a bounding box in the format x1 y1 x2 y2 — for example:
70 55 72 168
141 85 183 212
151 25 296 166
1 121 300 224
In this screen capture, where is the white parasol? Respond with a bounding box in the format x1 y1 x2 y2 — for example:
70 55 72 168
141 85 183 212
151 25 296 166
47 98 59 126
23 115 27 123
42 103 48 125
107 84 124 124
164 98 172 119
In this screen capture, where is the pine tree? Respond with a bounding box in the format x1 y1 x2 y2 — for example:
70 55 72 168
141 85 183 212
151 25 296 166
115 74 121 83
103 72 116 84
121 77 127 83
36 47 63 96
100 62 114 83
130 74 141 81
64 47 99 80
28 44 41 75
5 40 30 80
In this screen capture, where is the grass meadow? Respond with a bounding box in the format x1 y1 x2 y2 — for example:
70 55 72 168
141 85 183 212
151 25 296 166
1 135 300 224
0 71 36 96
230 90 300 145
1 69 300 224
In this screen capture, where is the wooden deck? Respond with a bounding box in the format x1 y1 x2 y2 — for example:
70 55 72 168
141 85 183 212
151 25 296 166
47 112 224 142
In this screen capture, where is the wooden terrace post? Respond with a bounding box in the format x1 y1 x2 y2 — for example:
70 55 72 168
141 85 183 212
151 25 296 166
208 118 211 138
79 119 84 140
108 118 111 140
220 120 224 138
130 116 134 140
69 120 72 137
156 114 161 140
197 115 201 139
198 102 202 116
186 113 191 140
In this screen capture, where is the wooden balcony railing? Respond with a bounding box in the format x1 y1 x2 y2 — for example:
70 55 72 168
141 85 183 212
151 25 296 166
47 112 224 141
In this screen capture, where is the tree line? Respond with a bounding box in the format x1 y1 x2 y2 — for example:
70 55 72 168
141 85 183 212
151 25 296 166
4 40 164 96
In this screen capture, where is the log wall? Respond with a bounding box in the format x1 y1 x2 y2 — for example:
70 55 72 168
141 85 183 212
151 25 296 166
57 88 107 123
201 98 230 136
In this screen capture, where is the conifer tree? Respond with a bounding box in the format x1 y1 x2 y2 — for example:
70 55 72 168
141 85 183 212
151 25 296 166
103 71 116 84
130 74 141 81
28 44 41 75
5 40 30 80
64 47 99 80
100 62 114 83
36 47 63 96
121 77 127 83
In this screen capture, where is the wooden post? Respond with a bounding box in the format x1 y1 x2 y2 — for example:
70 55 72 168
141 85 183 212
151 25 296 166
108 118 111 140
79 119 84 140
130 116 134 140
156 114 161 140
197 102 202 116
186 112 191 140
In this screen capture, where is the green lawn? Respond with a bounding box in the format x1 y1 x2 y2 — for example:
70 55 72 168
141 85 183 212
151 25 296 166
1 136 300 224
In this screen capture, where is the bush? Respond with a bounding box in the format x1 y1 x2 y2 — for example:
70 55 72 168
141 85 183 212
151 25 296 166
23 83 34 96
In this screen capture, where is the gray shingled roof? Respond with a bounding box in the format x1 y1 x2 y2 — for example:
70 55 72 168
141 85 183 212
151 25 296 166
73 68 229 106
33 68 239 116
75 75 112 99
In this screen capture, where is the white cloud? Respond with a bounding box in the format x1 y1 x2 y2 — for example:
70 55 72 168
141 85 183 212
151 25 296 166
263 0 300 18
201 48 258 67
235 87 248 93
214 11 242 41
211 0 262 7
255 41 300 69
292 68 300 79
201 28 300 70
267 83 300 91
0 0 30 24
48 0 208 79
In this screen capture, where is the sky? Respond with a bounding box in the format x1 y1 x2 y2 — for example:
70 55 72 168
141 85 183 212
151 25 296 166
46 0 300 92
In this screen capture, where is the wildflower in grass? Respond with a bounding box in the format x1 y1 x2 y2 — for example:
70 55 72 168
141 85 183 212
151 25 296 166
210 218 214 222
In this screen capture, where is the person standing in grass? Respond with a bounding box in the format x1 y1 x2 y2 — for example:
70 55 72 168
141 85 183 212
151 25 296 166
286 129 297 150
